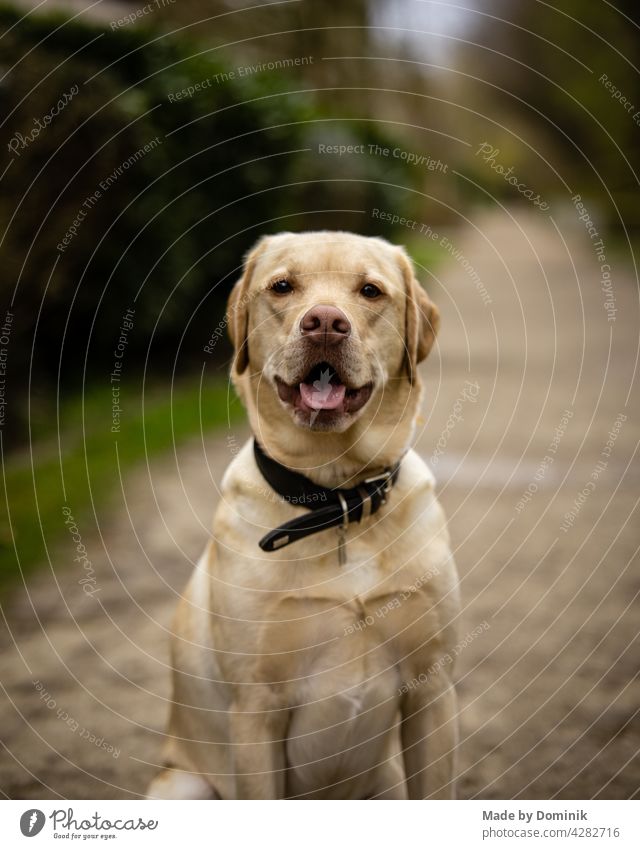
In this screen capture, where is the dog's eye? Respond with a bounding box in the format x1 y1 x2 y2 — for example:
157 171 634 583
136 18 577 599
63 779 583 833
360 283 382 299
270 279 293 294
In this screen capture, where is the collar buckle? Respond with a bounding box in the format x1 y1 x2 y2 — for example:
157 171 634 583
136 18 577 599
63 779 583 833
357 486 373 521
363 469 393 486
364 469 394 504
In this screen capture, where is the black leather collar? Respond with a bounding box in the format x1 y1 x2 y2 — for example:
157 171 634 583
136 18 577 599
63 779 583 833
253 440 401 552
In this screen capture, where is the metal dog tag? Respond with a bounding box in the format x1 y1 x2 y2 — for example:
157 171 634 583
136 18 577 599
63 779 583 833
337 527 347 567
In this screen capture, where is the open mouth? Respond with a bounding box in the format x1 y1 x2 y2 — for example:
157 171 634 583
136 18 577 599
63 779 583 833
275 362 373 418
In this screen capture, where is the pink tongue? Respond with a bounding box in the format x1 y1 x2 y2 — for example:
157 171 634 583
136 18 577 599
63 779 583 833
300 381 346 411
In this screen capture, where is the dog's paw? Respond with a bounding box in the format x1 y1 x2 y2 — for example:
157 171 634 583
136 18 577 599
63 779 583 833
146 767 218 800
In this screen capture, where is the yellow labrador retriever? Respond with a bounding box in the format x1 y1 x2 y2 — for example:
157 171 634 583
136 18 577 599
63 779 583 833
147 231 460 799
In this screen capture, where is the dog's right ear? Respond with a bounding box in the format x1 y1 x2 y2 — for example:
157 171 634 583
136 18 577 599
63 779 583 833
226 237 268 374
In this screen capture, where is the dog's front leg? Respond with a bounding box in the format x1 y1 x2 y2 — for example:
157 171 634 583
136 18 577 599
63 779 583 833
401 672 458 799
230 688 289 799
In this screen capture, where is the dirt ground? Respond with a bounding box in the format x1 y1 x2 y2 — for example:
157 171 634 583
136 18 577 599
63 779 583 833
1 208 638 799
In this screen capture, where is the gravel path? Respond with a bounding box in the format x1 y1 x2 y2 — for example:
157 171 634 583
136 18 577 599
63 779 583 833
1 207 638 799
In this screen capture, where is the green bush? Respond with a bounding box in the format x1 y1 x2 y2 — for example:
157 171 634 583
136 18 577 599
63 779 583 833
0 5 410 449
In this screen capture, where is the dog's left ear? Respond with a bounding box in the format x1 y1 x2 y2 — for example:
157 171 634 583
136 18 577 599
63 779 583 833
397 248 440 383
227 237 269 375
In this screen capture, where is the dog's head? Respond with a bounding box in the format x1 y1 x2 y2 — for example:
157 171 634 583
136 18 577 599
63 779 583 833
227 231 439 445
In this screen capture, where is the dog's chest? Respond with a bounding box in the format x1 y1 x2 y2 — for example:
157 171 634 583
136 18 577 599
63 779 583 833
214 449 452 682
269 542 440 796
233 529 444 679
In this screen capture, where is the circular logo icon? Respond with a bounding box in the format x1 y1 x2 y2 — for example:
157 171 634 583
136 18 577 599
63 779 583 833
20 809 45 837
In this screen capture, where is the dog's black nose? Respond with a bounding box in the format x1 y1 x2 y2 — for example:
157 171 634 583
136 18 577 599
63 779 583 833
300 305 351 344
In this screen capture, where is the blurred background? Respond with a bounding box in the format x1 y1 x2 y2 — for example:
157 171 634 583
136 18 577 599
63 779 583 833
0 0 638 799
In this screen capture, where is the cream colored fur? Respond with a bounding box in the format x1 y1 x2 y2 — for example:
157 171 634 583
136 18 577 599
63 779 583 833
147 231 460 799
